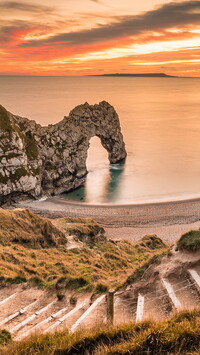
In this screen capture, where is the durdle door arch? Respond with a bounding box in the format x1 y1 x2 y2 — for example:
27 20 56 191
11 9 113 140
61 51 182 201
0 101 127 205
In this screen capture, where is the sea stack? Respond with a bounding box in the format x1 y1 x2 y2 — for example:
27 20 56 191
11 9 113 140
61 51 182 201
0 101 126 204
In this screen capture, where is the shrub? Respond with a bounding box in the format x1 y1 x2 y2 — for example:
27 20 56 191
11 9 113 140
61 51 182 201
66 277 89 289
70 295 77 305
9 276 27 284
94 283 108 294
139 235 167 250
0 329 12 345
56 292 65 301
177 230 200 251
29 277 44 288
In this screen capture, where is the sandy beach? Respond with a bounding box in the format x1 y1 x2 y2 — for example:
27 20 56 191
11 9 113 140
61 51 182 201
15 196 200 245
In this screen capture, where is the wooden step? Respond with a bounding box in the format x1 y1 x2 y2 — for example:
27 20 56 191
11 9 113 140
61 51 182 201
0 300 36 327
189 269 200 289
44 300 87 334
0 293 17 307
71 295 105 333
162 279 182 310
136 294 144 323
10 301 55 334
18 306 70 340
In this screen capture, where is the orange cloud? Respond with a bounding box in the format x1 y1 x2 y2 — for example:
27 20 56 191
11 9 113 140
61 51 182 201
1 0 200 76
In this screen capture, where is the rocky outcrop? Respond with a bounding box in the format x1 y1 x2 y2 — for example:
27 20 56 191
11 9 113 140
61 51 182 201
0 101 126 204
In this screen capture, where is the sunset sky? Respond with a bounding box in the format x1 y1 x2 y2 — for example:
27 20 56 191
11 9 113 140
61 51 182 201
0 0 200 76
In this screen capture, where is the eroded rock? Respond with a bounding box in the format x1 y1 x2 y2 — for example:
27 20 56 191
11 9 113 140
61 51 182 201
0 101 127 204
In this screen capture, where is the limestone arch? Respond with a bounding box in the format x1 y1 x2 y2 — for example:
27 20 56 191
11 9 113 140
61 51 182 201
0 101 127 201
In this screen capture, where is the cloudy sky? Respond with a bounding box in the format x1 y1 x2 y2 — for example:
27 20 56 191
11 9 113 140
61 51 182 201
0 0 200 76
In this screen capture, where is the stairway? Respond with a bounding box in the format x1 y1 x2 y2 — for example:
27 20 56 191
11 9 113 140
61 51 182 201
0 266 199 340
114 266 200 325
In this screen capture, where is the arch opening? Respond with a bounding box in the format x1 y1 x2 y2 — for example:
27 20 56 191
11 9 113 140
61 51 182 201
61 136 125 203
87 136 109 172
85 136 125 203
85 137 110 203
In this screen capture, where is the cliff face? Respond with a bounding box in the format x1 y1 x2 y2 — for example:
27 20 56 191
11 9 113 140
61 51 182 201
0 101 126 204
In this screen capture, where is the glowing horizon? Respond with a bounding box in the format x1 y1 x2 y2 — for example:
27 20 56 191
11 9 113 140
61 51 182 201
0 0 200 76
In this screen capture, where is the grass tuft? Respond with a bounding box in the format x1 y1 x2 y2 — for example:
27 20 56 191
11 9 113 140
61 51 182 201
0 208 66 248
138 234 166 250
0 330 12 346
2 311 200 355
177 229 200 251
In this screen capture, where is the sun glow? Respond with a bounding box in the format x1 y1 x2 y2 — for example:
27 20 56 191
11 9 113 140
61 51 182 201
135 59 200 65
132 38 200 55
71 37 200 63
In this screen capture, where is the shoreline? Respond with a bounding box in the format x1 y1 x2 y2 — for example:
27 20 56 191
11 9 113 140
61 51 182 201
51 194 200 208
15 195 200 245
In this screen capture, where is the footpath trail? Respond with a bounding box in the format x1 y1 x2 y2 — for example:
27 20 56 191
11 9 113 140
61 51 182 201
0 252 199 340
16 197 200 244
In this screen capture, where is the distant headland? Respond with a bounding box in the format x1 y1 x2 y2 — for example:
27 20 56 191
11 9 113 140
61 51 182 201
91 73 177 78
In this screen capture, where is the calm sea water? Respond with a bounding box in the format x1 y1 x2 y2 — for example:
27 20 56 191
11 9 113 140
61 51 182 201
1 75 200 204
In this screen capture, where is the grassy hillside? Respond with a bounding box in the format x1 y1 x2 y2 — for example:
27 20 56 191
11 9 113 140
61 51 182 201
0 209 169 291
2 309 200 354
0 208 66 248
0 209 199 354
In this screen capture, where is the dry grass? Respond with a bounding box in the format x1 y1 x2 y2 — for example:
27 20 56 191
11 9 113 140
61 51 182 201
0 208 66 248
2 310 200 354
0 209 169 291
52 217 106 244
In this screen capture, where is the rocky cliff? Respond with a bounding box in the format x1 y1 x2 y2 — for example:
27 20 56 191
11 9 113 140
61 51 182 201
0 101 126 204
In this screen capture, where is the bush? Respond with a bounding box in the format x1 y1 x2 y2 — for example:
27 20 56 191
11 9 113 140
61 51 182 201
177 230 200 251
70 295 77 305
56 292 65 301
66 277 89 289
0 329 12 345
29 277 44 288
139 235 167 250
9 276 27 284
94 283 108 294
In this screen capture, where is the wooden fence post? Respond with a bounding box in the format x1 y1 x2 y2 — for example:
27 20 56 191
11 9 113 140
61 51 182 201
107 289 114 325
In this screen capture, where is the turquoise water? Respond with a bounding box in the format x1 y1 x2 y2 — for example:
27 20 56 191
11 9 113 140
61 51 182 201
1 75 200 204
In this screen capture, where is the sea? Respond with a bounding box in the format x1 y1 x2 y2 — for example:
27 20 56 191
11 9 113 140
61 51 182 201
1 75 200 205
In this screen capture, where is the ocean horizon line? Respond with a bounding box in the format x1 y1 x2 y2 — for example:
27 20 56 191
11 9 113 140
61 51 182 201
0 74 199 78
